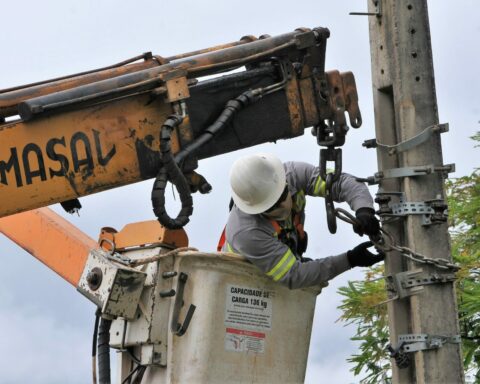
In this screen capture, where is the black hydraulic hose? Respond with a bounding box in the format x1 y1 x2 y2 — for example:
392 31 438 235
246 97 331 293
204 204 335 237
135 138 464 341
92 310 101 384
98 317 112 384
174 89 262 164
152 114 193 229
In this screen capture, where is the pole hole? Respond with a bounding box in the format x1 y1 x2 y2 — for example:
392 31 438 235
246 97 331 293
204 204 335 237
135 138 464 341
381 69 385 74
412 52 418 58
415 76 421 82
410 28 416 35
407 4 413 10
380 45 383 50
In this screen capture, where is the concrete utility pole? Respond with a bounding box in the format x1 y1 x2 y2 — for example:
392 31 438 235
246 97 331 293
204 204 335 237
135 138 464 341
365 1 464 383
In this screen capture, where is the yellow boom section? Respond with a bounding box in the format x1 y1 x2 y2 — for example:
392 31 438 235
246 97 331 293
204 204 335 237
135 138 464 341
0 95 178 217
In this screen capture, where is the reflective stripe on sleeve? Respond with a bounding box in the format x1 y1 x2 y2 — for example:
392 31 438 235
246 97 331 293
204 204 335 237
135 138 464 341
313 176 326 196
266 248 296 281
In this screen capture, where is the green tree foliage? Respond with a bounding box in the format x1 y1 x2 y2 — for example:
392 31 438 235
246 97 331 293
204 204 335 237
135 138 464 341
449 132 480 380
337 266 389 383
338 133 479 383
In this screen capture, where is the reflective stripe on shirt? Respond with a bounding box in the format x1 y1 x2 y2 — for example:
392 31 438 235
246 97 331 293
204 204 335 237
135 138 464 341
294 190 306 211
266 248 296 281
313 175 326 196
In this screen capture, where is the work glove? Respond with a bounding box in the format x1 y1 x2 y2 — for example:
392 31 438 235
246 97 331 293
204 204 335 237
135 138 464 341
354 207 380 238
347 241 385 268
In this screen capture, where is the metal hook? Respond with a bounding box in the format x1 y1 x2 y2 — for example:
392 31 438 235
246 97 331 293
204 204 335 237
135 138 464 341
170 272 196 337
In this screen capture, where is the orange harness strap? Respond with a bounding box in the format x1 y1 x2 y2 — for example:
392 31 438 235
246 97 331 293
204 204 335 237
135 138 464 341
217 213 305 253
217 225 227 252
270 213 305 240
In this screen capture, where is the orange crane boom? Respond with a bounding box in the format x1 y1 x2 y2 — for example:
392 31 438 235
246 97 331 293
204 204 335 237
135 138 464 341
0 208 96 286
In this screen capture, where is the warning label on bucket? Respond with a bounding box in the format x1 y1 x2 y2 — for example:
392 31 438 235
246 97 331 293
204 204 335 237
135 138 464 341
225 327 265 353
225 284 273 331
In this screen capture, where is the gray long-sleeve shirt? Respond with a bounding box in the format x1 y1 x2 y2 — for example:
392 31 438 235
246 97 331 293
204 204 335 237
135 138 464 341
223 161 374 289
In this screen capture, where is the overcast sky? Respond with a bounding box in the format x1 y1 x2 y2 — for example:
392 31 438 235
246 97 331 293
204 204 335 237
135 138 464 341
0 1 478 383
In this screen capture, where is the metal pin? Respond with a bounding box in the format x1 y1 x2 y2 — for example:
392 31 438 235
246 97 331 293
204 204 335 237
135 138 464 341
349 12 380 16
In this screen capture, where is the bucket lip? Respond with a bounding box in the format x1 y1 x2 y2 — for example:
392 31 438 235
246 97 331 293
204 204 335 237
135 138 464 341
171 251 324 295
174 250 248 263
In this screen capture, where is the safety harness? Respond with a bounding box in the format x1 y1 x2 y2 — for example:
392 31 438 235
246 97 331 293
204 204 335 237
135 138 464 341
217 190 308 257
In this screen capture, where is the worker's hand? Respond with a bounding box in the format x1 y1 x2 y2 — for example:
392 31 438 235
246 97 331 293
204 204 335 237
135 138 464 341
347 241 385 268
354 207 380 237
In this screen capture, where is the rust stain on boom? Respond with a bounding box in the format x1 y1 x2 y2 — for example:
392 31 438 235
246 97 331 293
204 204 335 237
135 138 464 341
0 95 178 217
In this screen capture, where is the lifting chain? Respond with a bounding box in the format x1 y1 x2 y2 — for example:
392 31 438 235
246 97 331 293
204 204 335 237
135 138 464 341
321 148 342 234
335 208 460 272
317 127 344 234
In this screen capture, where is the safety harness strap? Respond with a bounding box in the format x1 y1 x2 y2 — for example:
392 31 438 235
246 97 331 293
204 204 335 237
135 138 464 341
217 226 227 252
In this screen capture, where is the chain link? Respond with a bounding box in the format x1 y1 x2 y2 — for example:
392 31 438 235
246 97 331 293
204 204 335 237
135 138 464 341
335 208 460 272
389 244 460 271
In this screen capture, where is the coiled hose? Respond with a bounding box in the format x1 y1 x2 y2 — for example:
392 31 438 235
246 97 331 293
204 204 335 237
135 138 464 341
152 90 262 230
151 114 194 229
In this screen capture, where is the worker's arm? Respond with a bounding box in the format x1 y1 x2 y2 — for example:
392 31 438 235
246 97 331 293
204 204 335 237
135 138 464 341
231 225 351 289
231 226 383 289
285 161 374 211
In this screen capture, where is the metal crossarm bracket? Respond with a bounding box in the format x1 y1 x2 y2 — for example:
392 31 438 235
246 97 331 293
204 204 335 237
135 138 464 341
398 334 461 353
358 163 455 185
386 269 456 300
362 123 449 154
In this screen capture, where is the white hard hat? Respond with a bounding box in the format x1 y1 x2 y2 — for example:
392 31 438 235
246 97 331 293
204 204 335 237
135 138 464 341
229 153 286 214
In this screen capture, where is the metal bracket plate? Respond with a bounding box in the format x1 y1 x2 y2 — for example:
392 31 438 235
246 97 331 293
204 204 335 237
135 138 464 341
391 201 433 215
399 334 461 353
386 269 456 300
378 192 448 225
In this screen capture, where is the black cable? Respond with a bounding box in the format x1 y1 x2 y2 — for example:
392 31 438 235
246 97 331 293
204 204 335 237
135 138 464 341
126 348 142 365
121 364 141 384
92 309 101 384
98 317 112 384
151 114 193 229
174 90 262 164
131 366 147 384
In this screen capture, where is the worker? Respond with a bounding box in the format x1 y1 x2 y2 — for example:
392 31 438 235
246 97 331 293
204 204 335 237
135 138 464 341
218 153 384 289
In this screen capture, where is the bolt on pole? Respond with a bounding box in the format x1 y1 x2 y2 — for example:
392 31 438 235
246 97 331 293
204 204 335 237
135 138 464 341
366 0 464 383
